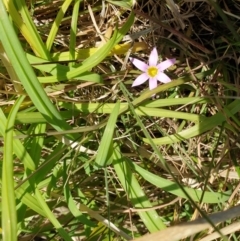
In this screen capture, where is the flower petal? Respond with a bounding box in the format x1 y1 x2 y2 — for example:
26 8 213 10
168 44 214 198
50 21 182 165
149 47 158 66
156 72 172 83
157 58 176 71
149 77 158 90
129 57 148 72
132 73 149 87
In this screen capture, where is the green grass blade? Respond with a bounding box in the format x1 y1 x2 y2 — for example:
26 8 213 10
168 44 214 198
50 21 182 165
46 0 73 51
143 97 210 108
26 52 102 83
27 124 46 166
62 102 204 122
63 173 96 227
14 0 50 59
15 185 46 217
143 99 240 144
113 143 166 232
95 101 120 167
128 160 230 203
0 109 36 170
69 0 81 67
2 95 25 241
34 188 73 241
106 0 133 9
2 0 48 58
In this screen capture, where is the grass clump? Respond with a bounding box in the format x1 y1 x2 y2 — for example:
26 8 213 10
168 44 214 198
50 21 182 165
0 0 240 240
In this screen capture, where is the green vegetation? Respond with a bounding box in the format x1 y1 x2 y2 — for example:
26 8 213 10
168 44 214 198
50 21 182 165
0 0 240 240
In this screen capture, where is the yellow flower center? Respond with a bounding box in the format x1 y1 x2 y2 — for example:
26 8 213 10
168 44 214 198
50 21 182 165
147 66 158 77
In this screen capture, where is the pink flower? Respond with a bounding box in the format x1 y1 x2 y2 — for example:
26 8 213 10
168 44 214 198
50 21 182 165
130 47 176 90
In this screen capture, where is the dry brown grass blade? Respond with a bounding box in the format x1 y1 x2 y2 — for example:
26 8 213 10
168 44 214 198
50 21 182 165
166 0 185 30
199 221 240 241
133 9 212 55
133 205 240 241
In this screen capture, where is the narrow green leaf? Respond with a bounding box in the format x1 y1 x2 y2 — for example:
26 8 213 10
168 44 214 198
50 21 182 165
15 185 46 217
69 0 81 67
106 0 133 9
1 0 48 58
113 143 166 232
27 53 102 83
61 102 204 122
0 108 36 170
46 0 73 51
143 99 240 144
128 160 230 203
26 54 102 83
143 97 210 108
95 102 120 167
27 124 46 166
34 188 73 241
2 95 25 241
14 0 50 59
63 175 95 227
